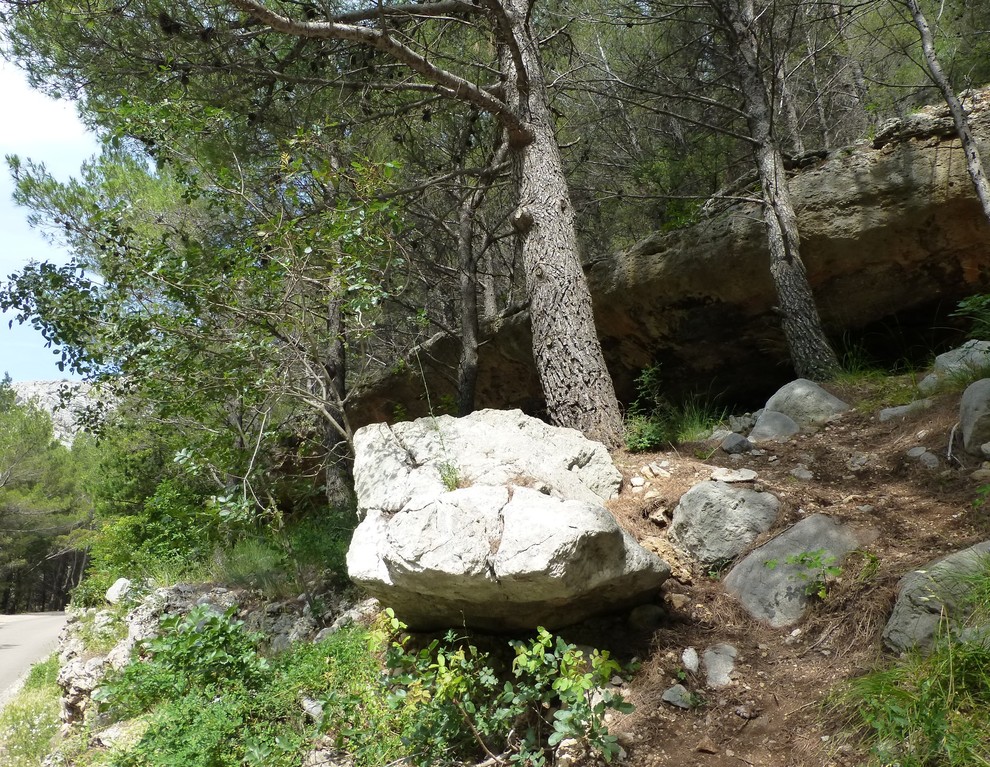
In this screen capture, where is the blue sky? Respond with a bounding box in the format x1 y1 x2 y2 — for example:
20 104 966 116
0 59 100 383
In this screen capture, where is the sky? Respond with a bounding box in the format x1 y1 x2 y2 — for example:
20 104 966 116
0 59 101 383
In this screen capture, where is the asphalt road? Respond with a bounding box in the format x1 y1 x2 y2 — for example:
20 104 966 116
0 612 66 710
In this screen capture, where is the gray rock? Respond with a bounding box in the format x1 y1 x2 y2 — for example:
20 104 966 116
748 410 800 442
879 399 934 422
790 465 814 481
682 646 700 674
728 413 757 434
628 604 666 632
919 341 990 394
721 433 754 454
670 481 781 566
104 578 132 605
961 379 990 455
906 446 928 458
348 483 670 631
724 514 863 628
315 598 381 641
763 379 851 428
882 541 990 653
918 451 940 470
661 684 694 709
352 409 622 520
702 643 737 689
58 655 108 723
710 467 757 483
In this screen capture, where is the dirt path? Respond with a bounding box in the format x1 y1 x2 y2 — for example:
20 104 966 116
583 381 989 766
0 612 66 711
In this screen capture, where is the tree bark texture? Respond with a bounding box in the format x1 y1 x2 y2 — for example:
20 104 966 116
458 193 481 416
501 0 624 447
908 0 990 224
718 0 840 380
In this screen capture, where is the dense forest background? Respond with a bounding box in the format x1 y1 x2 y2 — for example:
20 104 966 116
1 0 990 609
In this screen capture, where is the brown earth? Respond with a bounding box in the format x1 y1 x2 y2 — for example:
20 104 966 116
556 377 989 767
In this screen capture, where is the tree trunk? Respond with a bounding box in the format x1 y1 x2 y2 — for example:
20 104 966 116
500 0 624 447
907 0 990 223
457 194 481 417
720 0 840 380
320 292 354 508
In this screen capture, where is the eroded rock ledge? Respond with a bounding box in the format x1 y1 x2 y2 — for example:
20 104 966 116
351 93 990 424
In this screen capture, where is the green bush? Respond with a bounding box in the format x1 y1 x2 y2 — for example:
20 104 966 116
96 605 269 717
952 294 990 341
624 365 726 452
384 614 633 766
837 635 990 766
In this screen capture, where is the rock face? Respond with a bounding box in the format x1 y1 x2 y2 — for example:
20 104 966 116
882 541 990 653
11 380 103 444
349 98 990 424
346 410 670 631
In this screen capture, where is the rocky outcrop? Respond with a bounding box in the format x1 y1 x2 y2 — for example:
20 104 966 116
350 96 990 424
346 410 670 631
10 380 106 444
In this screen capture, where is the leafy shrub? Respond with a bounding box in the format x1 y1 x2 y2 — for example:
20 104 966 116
952 293 990 341
384 613 633 766
624 365 726 452
96 605 269 717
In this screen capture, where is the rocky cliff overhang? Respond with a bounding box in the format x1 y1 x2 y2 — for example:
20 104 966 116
351 94 990 425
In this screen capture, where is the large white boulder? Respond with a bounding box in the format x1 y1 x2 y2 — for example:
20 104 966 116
347 410 669 630
353 408 622 519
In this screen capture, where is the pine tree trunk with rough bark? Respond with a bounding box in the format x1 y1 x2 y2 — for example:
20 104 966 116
717 0 840 381
500 0 624 447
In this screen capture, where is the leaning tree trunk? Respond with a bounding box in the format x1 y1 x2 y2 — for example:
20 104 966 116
500 0 624 447
907 0 990 223
721 0 840 381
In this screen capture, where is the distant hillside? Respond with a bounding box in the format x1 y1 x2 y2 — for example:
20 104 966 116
11 380 100 444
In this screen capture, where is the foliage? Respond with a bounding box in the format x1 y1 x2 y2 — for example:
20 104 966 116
0 655 61 767
764 548 842 600
384 612 633 766
837 634 990 766
94 618 404 767
952 294 990 341
625 365 726 452
0 377 95 611
96 605 269 718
